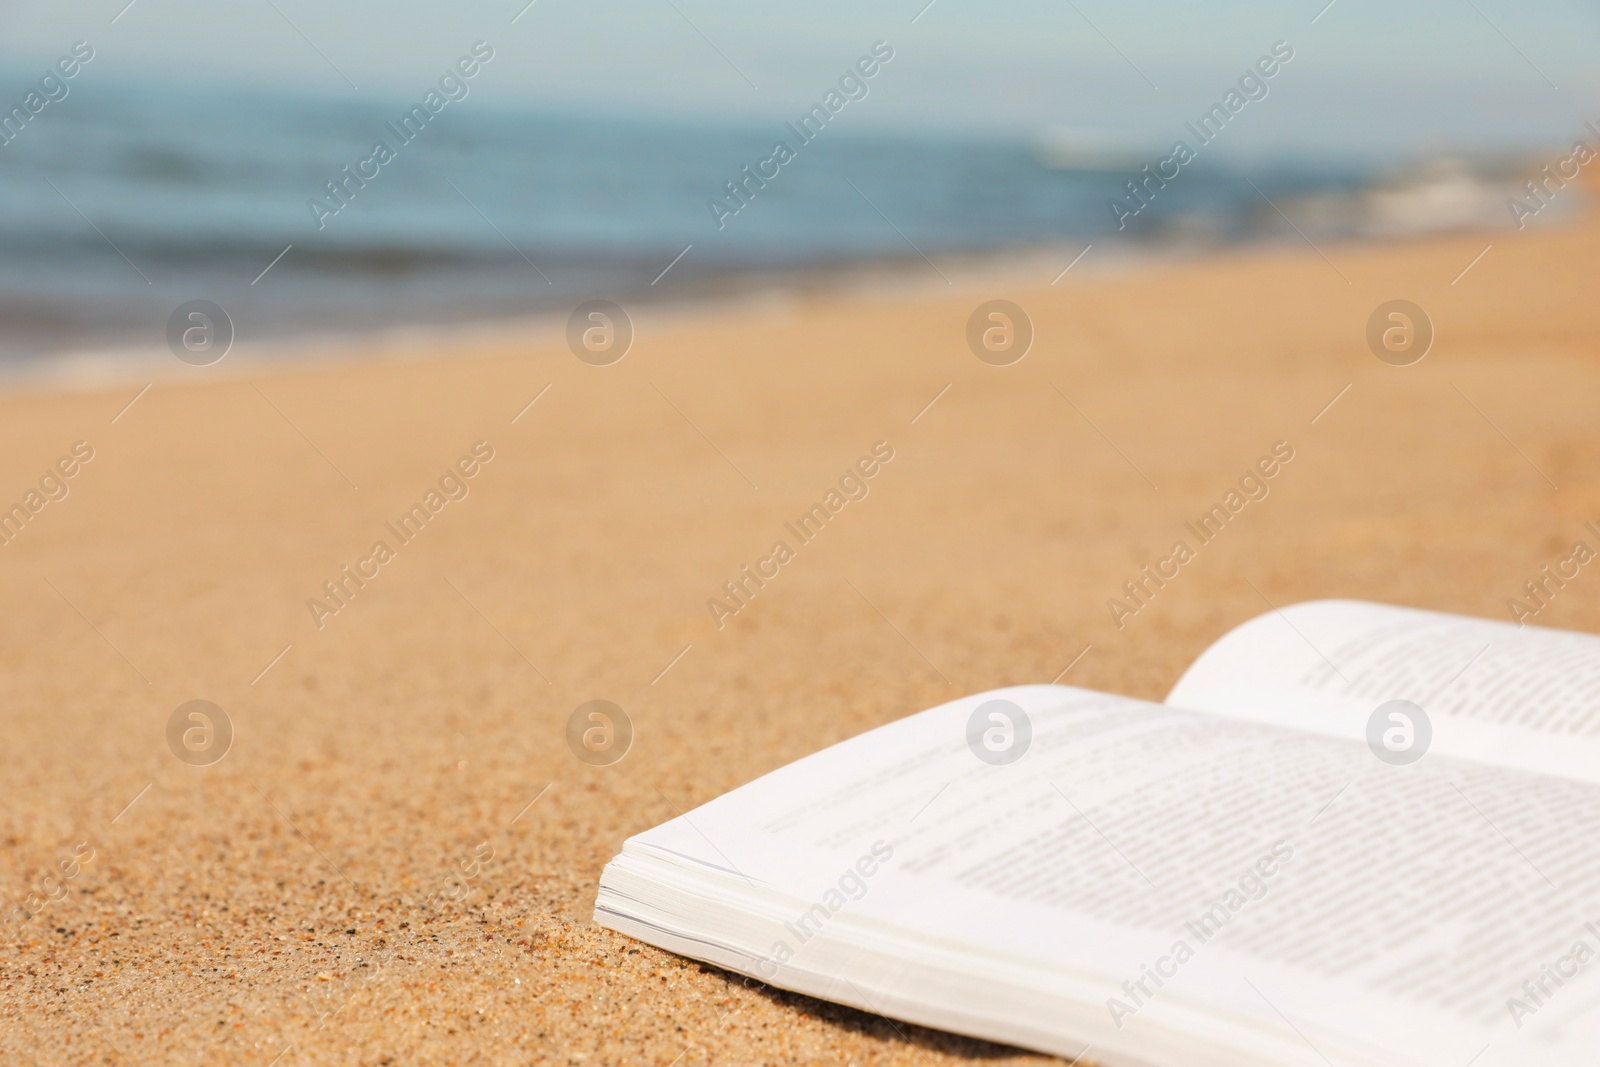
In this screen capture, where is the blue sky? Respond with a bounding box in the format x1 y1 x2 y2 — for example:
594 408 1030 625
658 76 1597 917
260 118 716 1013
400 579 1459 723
3 0 1598 157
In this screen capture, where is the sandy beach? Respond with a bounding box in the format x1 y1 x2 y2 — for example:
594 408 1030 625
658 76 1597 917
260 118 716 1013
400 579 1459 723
3 207 1599 1065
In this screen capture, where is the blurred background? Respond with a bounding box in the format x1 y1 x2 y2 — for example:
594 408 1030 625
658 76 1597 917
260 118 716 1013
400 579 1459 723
2 0 1596 366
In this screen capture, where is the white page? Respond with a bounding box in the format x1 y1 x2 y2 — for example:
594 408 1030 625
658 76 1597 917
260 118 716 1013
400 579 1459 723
600 684 1600 1067
1166 600 1600 783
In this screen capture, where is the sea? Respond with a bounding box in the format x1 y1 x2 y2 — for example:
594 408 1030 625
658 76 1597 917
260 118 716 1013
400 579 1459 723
0 78 1528 364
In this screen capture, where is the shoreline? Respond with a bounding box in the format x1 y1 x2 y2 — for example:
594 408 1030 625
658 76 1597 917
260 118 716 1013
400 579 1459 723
0 218 1534 395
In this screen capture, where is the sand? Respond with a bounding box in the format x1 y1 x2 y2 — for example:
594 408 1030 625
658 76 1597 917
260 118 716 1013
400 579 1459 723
3 205 1599 1065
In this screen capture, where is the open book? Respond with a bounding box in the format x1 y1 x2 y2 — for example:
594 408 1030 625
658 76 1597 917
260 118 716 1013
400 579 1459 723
595 600 1600 1067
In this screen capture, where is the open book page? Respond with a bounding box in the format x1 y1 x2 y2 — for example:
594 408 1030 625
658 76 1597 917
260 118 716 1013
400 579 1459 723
1166 599 1600 783
603 685 1600 1067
